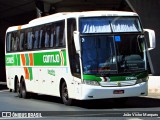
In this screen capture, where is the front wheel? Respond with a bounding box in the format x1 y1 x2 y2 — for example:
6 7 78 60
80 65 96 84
61 82 73 105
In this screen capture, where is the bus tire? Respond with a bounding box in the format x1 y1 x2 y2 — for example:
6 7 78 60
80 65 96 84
61 82 72 105
9 89 12 92
17 80 22 98
20 80 28 99
14 76 18 93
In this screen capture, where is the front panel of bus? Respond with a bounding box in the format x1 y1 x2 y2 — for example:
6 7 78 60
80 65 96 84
76 16 148 99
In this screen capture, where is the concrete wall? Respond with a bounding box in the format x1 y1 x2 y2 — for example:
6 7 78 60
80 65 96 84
129 0 160 75
0 20 12 82
0 11 36 82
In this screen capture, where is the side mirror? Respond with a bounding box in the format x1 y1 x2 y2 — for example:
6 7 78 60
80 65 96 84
73 31 80 52
144 29 156 51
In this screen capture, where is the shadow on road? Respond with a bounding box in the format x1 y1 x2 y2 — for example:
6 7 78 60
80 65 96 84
74 97 160 109
2 88 160 109
2 85 160 109
0 84 7 90
20 93 160 109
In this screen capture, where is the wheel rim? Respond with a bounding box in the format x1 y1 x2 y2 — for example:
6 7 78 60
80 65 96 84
21 84 26 97
16 81 21 97
16 82 19 93
62 83 69 101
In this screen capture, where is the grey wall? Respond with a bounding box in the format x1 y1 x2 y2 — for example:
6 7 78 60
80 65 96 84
0 20 12 82
0 11 36 82
129 0 160 75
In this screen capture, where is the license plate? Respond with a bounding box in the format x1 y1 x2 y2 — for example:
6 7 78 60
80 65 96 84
113 90 124 94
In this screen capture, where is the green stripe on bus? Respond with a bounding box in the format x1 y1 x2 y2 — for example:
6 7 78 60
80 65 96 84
33 51 67 66
28 67 33 80
25 54 29 66
6 50 67 67
109 72 148 81
83 72 148 82
5 55 20 66
109 76 127 81
17 54 21 66
83 75 101 81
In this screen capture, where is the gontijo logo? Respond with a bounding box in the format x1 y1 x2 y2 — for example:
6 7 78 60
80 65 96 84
126 77 137 80
43 54 60 63
42 51 65 66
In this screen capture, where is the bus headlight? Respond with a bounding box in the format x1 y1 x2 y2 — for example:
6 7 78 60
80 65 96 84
136 77 148 84
83 80 100 86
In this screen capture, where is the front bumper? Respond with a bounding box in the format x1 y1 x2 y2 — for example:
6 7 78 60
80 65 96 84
76 82 148 100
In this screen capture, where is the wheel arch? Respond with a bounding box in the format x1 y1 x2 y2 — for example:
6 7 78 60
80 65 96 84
59 78 66 97
20 76 26 89
14 75 19 92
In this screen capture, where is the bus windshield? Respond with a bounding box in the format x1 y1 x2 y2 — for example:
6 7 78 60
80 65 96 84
81 34 146 75
80 16 142 33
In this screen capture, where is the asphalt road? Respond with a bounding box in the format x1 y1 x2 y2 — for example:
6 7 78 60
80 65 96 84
0 87 160 120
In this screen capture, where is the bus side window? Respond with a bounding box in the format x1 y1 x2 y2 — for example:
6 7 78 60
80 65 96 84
55 20 65 47
6 33 11 52
39 27 43 48
27 30 31 50
67 18 81 77
50 24 55 47
45 25 51 48
33 28 39 49
16 31 20 51
59 21 65 47
55 25 60 47
39 26 45 48
20 32 24 50
12 32 19 51
27 28 34 50
24 30 28 50
11 32 15 51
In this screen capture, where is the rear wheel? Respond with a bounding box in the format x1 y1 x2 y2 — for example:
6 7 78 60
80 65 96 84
61 82 72 105
9 89 12 92
16 80 22 98
19 79 28 99
14 77 18 93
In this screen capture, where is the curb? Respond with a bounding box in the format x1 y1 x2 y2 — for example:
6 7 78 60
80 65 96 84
148 76 160 96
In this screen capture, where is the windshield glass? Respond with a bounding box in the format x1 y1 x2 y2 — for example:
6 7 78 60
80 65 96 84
81 35 117 75
116 34 146 73
81 34 146 75
80 17 142 33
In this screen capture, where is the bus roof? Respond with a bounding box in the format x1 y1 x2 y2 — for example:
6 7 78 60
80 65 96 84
6 11 138 32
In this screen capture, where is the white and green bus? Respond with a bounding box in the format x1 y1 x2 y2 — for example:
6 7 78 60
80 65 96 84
5 11 155 105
